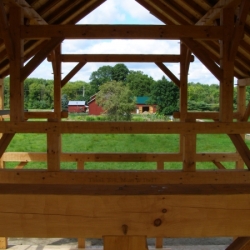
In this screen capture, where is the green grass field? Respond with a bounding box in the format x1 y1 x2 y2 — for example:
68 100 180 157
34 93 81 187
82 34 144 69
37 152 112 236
5 132 250 170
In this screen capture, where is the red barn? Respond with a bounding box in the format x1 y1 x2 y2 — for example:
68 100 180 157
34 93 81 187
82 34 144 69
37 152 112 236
68 101 87 113
88 95 104 115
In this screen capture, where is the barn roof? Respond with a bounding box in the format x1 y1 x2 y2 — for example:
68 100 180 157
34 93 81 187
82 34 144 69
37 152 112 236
68 101 86 106
136 96 149 104
0 0 249 80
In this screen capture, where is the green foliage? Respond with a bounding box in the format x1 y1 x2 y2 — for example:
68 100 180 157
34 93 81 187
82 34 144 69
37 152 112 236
96 81 136 121
126 70 155 96
112 63 129 82
61 94 68 111
149 76 179 115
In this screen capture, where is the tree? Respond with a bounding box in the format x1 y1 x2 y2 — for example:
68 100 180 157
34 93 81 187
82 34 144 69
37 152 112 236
112 64 129 82
61 94 68 111
89 65 113 94
149 76 179 115
96 81 136 121
126 70 155 96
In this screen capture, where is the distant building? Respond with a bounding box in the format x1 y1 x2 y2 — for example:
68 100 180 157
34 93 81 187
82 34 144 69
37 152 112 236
88 95 104 115
136 97 156 114
88 95 157 115
68 101 88 113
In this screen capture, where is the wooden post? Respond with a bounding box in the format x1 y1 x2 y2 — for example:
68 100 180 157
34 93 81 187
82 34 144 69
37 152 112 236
77 160 85 248
0 238 7 249
9 5 24 122
219 8 234 122
236 82 246 169
47 45 62 171
0 78 4 169
156 161 164 248
180 43 196 171
103 236 148 250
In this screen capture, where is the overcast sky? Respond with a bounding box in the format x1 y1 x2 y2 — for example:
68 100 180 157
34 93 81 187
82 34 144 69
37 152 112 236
29 0 219 85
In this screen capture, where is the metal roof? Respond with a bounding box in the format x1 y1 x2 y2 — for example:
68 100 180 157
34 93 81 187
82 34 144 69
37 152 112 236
68 101 86 106
0 0 250 80
136 97 149 104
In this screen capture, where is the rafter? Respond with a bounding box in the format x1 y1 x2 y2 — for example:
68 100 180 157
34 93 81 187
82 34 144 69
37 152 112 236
229 0 250 60
0 133 15 157
4 0 47 25
196 0 241 25
0 0 14 60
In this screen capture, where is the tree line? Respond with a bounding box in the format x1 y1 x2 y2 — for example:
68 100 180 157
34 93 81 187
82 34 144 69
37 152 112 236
3 63 250 114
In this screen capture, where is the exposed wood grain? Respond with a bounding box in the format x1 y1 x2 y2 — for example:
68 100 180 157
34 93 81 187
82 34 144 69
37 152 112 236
182 37 223 81
24 111 68 119
0 0 14 60
78 238 85 249
196 0 241 25
0 170 250 185
0 121 249 134
103 236 148 250
14 162 27 169
21 25 224 40
236 84 246 169
0 133 14 157
229 0 250 60
1 193 250 238
9 5 24 121
219 8 235 122
212 160 226 169
1 152 240 163
241 101 250 122
0 237 7 249
238 78 250 86
50 54 194 63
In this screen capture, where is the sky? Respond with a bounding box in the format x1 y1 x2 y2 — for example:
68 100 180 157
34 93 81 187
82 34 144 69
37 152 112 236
28 0 219 85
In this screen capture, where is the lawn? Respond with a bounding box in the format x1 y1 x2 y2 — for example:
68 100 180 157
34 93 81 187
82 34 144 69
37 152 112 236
5 132 249 170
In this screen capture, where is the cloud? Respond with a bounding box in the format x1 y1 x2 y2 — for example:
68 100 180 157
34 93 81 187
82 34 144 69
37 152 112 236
28 0 220 86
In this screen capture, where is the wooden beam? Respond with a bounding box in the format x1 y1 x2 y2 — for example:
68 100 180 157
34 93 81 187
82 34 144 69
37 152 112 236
226 237 250 250
241 101 250 122
21 25 224 40
155 62 180 87
103 236 148 250
49 54 194 63
219 8 235 122
0 121 249 134
0 133 14 158
229 0 250 60
0 0 14 60
228 134 250 169
4 0 47 25
1 152 240 163
212 160 227 169
196 0 241 25
1 192 250 237
237 84 246 168
14 161 27 169
1 170 250 185
9 5 24 121
173 111 241 120
24 111 68 120
238 78 250 86
20 37 64 82
61 62 86 87
181 38 223 81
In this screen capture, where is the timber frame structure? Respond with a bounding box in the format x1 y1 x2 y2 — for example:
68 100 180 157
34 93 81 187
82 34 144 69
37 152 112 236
0 0 250 249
